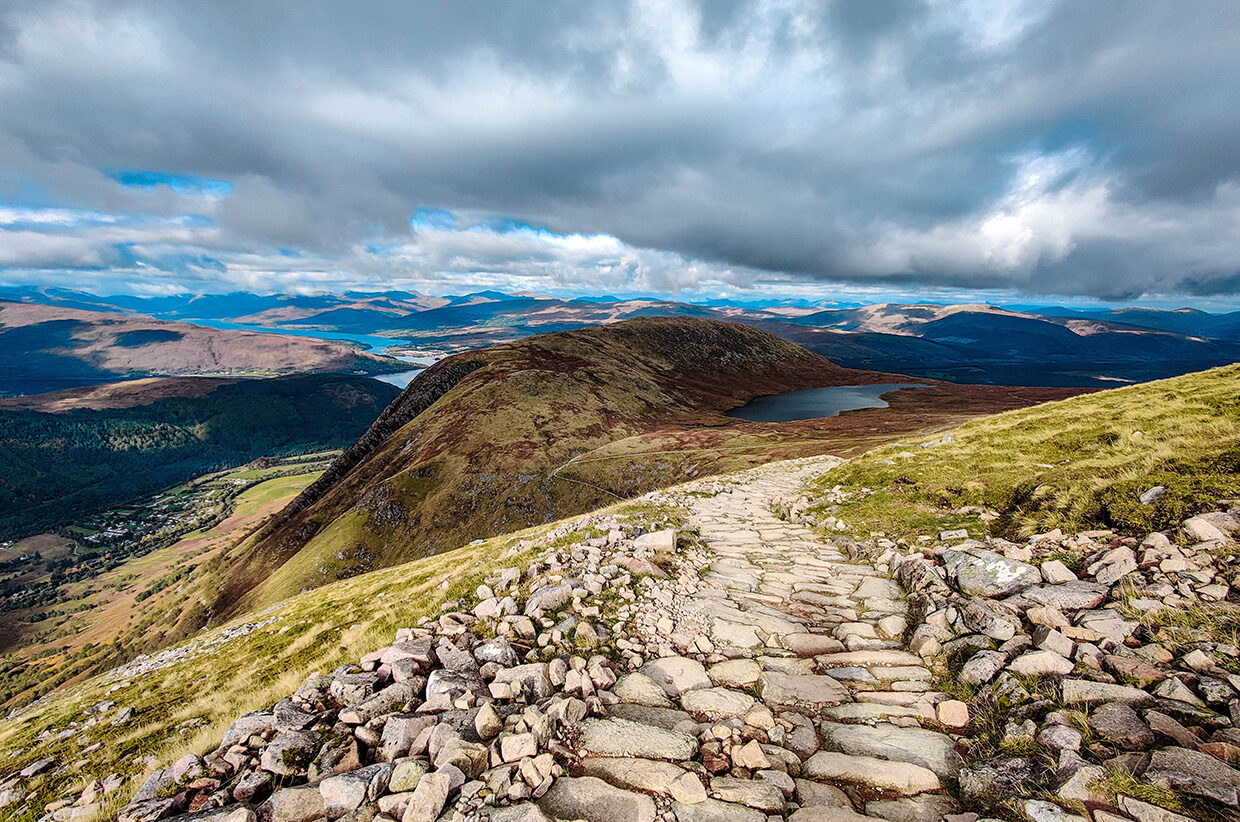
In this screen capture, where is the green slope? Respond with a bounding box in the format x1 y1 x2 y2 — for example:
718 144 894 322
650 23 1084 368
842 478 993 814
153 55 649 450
808 362 1240 539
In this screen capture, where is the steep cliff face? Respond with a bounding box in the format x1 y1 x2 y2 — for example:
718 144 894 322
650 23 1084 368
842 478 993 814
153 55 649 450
216 318 883 612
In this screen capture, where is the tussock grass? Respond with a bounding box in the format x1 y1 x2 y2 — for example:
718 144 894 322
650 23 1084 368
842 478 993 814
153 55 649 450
808 364 1240 540
1097 770 1215 821
1120 601 1240 672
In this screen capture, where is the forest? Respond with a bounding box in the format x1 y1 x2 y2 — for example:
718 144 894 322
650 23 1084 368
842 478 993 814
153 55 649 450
0 374 398 539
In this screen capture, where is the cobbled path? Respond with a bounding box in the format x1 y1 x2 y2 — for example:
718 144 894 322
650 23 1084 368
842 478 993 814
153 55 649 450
563 455 968 821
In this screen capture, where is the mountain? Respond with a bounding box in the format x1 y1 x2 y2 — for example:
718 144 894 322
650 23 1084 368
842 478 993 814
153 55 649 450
1036 305 1240 340
207 318 869 610
0 301 405 395
210 318 1086 616
769 303 1240 385
0 374 400 539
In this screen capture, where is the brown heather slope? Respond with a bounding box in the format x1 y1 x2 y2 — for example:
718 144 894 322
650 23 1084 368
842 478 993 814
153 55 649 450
215 317 1082 615
0 301 404 390
0 376 240 412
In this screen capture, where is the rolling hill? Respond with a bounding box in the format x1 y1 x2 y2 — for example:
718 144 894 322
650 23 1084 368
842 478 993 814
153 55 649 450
0 300 406 395
212 318 871 612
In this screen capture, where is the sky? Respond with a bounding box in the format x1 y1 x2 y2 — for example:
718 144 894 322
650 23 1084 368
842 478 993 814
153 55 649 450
2 1 1240 308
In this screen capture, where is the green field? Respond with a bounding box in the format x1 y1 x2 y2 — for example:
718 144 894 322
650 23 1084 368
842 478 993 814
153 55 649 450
0 456 335 708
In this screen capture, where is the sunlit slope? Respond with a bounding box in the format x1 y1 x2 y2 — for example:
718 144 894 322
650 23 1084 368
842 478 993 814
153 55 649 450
809 363 1240 539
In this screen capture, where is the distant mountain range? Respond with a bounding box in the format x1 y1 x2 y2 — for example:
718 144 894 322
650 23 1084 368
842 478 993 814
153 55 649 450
3 286 1239 387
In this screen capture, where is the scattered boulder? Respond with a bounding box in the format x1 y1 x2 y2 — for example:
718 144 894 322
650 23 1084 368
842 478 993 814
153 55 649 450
942 545 1040 597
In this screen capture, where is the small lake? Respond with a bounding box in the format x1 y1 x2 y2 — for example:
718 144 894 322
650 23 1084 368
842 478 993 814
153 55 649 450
374 368 425 389
726 383 928 423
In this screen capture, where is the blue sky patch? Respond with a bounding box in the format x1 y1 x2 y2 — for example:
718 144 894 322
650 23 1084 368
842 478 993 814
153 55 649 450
410 207 457 229
110 170 234 196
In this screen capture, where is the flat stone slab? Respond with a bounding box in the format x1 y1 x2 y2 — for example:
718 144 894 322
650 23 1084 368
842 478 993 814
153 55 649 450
538 776 657 822
574 717 698 761
821 723 962 778
815 650 923 668
864 795 961 822
613 673 675 708
943 545 1040 597
823 702 930 723
641 657 711 697
783 633 846 657
673 798 766 822
680 688 756 721
1005 582 1108 612
606 704 694 731
712 618 763 648
757 673 848 711
788 808 884 822
1144 746 1240 806
1061 679 1155 706
708 659 762 688
580 757 689 796
803 751 940 796
709 776 785 812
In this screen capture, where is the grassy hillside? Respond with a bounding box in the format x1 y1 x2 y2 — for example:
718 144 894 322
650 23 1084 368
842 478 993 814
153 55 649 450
217 318 1082 618
0 460 330 708
0 374 399 539
807 362 1240 540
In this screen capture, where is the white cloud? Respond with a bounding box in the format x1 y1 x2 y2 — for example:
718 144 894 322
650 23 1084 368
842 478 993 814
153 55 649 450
1 1 1239 302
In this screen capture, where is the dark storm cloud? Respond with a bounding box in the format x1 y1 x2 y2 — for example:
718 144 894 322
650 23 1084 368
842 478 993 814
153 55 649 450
1 0 1239 299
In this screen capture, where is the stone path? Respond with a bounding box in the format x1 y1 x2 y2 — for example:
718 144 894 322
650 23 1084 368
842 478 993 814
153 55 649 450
107 455 974 822
551 456 968 821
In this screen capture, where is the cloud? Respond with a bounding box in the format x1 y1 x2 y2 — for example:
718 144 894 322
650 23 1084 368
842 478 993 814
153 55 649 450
0 1 1238 301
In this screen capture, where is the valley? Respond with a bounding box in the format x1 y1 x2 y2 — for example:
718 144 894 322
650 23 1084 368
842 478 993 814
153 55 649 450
0 453 335 707
0 373 400 540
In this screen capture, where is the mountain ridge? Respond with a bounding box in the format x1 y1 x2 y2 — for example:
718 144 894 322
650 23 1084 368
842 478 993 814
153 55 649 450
215 317 877 615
